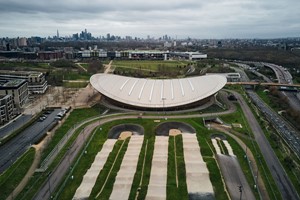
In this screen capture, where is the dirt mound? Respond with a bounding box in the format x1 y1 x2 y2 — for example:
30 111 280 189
108 124 144 139
156 122 196 136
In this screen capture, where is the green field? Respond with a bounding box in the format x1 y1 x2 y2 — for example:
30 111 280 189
112 60 193 78
0 148 35 200
52 117 261 200
112 60 193 71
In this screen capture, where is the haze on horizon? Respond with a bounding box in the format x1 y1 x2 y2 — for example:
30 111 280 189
0 0 299 39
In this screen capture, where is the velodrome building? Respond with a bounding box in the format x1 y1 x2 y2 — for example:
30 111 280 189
90 74 227 111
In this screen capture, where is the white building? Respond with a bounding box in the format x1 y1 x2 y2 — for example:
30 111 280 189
90 73 226 110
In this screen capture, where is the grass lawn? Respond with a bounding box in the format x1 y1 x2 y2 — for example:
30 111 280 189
219 103 251 137
41 104 107 162
89 139 130 199
16 110 276 200
112 60 192 71
128 137 155 200
167 135 188 200
63 81 88 88
15 105 109 200
47 118 229 200
0 148 35 200
55 126 107 199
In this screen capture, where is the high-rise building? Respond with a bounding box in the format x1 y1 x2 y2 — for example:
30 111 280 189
57 29 59 38
19 37 27 47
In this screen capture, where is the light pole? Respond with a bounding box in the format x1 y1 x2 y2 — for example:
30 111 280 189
162 97 166 118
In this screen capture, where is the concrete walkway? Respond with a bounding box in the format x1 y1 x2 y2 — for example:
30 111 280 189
109 135 144 200
182 134 214 199
73 139 116 200
146 136 168 200
211 138 221 154
223 140 234 156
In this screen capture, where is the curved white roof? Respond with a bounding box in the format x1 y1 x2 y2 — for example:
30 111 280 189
90 74 227 108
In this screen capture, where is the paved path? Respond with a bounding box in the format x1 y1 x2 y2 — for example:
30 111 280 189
211 139 221 154
223 140 234 156
6 144 42 200
182 134 214 199
109 135 143 200
211 124 269 200
146 136 168 200
73 139 116 200
104 60 113 74
76 63 87 72
217 154 255 200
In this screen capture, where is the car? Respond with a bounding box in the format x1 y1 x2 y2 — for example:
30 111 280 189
38 116 46 122
55 116 62 120
45 110 52 114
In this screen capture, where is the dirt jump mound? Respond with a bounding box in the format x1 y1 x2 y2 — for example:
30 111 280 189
107 124 144 139
156 122 196 136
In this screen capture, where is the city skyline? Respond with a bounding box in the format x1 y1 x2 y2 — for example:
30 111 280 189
0 0 300 39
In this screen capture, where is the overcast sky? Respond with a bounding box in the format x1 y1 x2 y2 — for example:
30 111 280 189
0 0 299 39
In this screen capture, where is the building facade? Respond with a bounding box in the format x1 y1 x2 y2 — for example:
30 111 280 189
0 94 14 125
0 79 29 112
0 70 48 94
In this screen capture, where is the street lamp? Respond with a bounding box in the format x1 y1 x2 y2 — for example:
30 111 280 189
162 97 166 117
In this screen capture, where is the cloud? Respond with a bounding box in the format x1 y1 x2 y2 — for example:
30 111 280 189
0 0 299 38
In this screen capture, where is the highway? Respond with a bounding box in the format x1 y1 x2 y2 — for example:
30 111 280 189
0 109 61 173
263 62 300 112
248 91 300 158
233 91 299 200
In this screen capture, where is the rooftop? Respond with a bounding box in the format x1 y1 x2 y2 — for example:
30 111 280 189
90 73 227 109
0 79 26 88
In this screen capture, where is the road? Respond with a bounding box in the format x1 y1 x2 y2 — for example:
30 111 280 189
263 62 300 112
0 109 61 173
217 154 255 200
247 91 300 158
233 91 299 200
0 114 32 139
